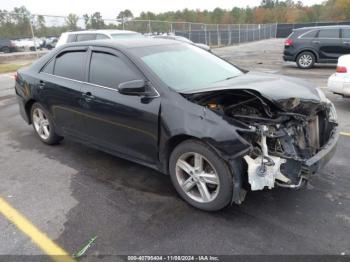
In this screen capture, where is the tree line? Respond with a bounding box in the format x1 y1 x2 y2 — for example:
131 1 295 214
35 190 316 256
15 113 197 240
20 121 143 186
1 0 350 38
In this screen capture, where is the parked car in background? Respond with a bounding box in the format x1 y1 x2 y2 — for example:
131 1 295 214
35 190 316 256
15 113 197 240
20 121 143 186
15 38 338 211
328 54 350 96
152 34 211 52
0 39 17 53
41 37 58 50
13 38 42 51
283 25 350 69
56 30 143 47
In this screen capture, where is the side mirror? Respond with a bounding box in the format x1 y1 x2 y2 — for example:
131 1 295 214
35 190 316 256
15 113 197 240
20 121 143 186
118 80 146 95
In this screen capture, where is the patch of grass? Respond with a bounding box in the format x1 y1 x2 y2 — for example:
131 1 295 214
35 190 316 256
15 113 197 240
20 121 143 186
0 62 31 74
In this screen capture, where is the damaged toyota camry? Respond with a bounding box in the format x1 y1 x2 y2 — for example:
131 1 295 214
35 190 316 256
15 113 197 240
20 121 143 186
15 39 339 211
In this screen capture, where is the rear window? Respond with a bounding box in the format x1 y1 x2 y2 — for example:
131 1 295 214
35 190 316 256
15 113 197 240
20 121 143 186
96 34 109 40
54 51 86 81
318 29 339 38
300 30 318 38
76 34 97 42
342 29 350 39
286 32 295 39
110 33 143 39
42 59 54 74
67 34 76 43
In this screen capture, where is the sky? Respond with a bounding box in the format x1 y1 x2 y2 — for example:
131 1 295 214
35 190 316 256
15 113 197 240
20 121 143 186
2 0 324 18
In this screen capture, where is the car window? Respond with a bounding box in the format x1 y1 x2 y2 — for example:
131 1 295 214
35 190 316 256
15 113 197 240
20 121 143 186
300 30 318 39
54 51 86 81
342 29 350 39
318 29 339 39
42 59 54 74
76 34 97 42
96 34 110 40
89 51 141 89
67 34 76 43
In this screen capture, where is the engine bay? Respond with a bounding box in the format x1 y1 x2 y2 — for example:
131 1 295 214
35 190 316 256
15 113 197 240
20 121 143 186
184 89 337 190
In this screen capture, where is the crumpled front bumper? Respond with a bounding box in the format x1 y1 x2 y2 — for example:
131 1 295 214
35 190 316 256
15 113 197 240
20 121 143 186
303 125 339 175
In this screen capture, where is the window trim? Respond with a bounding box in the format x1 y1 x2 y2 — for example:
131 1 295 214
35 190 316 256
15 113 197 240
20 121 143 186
40 45 160 97
39 46 89 83
86 46 145 90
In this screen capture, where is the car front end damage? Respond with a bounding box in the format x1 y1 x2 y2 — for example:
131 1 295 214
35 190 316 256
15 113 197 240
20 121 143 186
183 81 339 202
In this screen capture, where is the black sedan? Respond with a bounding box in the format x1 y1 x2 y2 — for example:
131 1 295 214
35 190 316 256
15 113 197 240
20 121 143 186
15 39 339 211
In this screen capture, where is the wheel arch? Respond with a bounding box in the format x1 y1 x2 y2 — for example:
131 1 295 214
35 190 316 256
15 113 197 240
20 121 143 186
294 49 318 62
25 99 37 124
160 134 197 174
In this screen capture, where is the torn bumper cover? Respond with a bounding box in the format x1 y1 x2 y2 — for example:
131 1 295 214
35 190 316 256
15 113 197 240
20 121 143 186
303 125 339 174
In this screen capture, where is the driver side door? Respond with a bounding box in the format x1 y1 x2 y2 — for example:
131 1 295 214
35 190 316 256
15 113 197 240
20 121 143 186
80 47 160 165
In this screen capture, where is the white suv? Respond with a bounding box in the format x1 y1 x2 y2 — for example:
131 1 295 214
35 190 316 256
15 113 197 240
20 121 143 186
56 30 143 48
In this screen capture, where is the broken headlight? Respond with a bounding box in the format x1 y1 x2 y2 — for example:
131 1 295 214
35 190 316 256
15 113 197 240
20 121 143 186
316 87 327 103
327 99 337 122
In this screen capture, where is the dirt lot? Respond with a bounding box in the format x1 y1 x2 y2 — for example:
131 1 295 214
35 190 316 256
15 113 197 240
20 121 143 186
0 39 350 260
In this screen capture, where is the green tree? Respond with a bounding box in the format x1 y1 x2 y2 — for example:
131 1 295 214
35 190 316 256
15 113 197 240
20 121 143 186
117 9 133 20
65 13 79 31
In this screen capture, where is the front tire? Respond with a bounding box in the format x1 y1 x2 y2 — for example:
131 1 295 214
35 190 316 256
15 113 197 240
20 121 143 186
169 139 234 211
31 103 62 145
296 51 315 69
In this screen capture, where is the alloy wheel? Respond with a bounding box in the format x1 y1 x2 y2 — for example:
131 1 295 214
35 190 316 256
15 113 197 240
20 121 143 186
299 54 313 68
32 108 50 140
175 152 220 203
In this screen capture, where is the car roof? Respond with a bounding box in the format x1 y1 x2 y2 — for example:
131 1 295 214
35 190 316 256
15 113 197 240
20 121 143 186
294 25 350 31
59 38 181 51
63 29 139 35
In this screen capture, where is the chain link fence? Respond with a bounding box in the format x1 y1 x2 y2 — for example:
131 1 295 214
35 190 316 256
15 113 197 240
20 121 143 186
0 12 277 53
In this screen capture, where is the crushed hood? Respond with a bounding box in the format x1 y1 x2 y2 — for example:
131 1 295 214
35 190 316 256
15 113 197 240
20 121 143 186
181 71 324 111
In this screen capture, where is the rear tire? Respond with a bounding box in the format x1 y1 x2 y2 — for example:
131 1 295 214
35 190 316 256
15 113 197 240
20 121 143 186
296 51 315 69
1 46 10 53
31 103 63 145
169 139 234 211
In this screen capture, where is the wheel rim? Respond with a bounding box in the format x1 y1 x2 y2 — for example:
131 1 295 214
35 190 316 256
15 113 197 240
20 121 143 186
175 152 220 203
32 108 50 140
299 54 313 67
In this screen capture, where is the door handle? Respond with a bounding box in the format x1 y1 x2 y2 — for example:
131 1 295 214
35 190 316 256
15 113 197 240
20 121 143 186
343 41 350 45
82 92 95 102
312 41 320 44
38 80 45 89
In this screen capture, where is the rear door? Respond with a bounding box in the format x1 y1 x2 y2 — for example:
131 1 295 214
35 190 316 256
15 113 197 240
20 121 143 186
80 47 160 164
316 28 342 61
38 47 89 139
341 28 350 55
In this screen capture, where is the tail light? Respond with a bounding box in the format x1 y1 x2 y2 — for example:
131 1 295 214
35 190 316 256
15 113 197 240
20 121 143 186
336 66 347 73
284 38 293 47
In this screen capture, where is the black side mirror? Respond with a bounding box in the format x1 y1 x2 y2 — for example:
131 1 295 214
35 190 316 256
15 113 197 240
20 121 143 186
118 80 146 95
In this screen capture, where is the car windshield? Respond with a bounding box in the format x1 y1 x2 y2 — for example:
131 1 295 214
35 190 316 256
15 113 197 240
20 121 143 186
111 33 143 39
132 44 243 92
